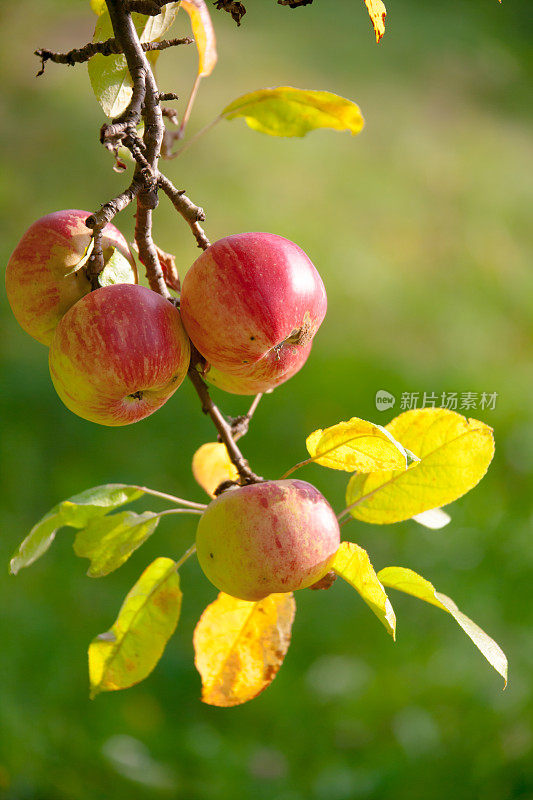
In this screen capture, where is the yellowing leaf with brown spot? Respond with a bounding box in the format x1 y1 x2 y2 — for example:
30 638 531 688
194 592 296 707
306 417 408 472
364 0 387 43
181 0 217 77
333 542 396 638
221 87 364 138
345 409 495 524
192 442 239 498
89 557 182 697
378 567 508 686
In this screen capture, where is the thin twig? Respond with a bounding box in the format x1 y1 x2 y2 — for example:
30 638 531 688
35 37 192 75
158 174 210 250
84 178 144 286
188 364 263 486
230 393 264 440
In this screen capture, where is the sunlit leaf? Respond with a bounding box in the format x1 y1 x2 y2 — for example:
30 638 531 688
364 0 387 43
345 409 494 524
306 417 407 473
88 5 180 117
74 511 161 577
90 0 107 14
89 557 182 697
10 484 144 575
333 542 396 638
377 567 508 685
192 442 239 498
412 508 451 530
181 0 218 77
98 247 137 288
194 592 295 707
221 87 364 138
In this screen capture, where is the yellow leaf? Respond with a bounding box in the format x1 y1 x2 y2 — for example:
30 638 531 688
181 0 218 77
192 442 239 498
333 542 396 638
88 557 182 697
345 409 494 524
364 0 387 43
221 87 364 138
193 592 296 707
377 567 508 686
90 0 107 14
306 417 407 472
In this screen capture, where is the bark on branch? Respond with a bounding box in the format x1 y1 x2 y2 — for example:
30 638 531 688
35 37 192 76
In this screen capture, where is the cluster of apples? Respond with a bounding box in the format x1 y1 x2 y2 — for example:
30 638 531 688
6 209 340 600
6 210 327 425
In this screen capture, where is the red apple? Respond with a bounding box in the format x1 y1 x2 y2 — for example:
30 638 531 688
5 209 137 346
180 232 327 395
196 479 340 601
49 284 191 426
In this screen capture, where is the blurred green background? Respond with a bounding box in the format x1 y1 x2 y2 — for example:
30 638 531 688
1 0 532 798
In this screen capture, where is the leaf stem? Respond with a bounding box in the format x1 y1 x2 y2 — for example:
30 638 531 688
177 73 202 140
280 457 312 480
133 486 207 510
155 508 204 517
168 116 221 160
175 542 197 570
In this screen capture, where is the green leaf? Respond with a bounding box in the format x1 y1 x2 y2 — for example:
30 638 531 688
306 417 408 472
98 247 136 288
89 557 182 697
10 484 144 575
332 542 396 638
221 87 364 138
377 567 508 686
74 511 161 577
345 409 495 524
87 5 180 118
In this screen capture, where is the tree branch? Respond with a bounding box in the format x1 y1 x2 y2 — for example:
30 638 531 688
158 174 210 250
91 0 258 480
188 359 263 486
126 0 170 14
35 37 192 75
84 177 145 287
228 393 264 440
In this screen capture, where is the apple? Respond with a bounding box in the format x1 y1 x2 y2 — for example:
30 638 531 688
49 284 191 426
196 479 340 601
180 232 327 395
5 209 137 346
203 341 313 394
